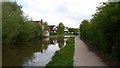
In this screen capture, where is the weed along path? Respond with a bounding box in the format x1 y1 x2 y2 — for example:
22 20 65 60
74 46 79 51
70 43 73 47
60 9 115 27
74 36 106 66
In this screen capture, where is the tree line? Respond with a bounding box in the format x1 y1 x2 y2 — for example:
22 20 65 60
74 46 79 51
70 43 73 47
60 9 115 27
80 2 120 60
2 2 66 45
2 2 45 44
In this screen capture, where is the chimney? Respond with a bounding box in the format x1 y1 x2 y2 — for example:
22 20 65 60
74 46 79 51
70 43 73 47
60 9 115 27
41 19 43 24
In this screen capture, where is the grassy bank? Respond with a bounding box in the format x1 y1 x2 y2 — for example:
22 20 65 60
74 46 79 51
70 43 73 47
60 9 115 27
46 37 75 67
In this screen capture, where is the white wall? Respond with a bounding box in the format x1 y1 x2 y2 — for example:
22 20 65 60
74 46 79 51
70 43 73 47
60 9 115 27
43 31 50 37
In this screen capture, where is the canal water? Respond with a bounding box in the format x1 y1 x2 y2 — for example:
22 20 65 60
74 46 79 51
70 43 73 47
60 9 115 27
2 36 68 66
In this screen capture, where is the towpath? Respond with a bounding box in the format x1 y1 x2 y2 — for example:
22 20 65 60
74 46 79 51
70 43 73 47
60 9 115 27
74 36 106 66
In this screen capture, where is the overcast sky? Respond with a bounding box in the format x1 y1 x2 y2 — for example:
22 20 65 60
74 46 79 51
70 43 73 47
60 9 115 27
16 0 108 28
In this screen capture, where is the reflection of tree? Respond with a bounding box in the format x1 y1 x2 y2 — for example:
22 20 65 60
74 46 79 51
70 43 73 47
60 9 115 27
2 40 50 66
3 36 65 66
34 41 43 52
57 36 64 48
42 41 49 51
53 40 57 45
3 43 38 66
49 38 57 45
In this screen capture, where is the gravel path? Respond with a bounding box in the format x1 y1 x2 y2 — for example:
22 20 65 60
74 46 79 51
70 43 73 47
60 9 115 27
74 36 106 66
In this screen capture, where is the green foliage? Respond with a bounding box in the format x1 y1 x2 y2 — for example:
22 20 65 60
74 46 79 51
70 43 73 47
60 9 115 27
80 2 120 60
2 2 23 43
2 2 43 44
44 22 48 31
16 22 42 42
58 22 64 35
57 36 64 48
68 28 79 35
46 37 75 67
50 32 58 35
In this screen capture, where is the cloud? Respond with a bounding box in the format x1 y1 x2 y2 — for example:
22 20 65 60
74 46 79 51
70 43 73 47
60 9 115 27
16 0 107 28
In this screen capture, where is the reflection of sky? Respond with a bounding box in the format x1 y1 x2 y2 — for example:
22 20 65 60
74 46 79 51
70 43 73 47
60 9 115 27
23 43 60 66
23 37 68 66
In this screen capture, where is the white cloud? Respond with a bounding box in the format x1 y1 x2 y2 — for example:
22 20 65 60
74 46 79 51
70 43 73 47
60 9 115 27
16 0 107 28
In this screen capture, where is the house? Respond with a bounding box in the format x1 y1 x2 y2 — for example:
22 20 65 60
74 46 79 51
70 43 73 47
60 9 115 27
31 19 49 37
48 25 57 33
64 27 69 34
32 19 44 29
48 25 69 34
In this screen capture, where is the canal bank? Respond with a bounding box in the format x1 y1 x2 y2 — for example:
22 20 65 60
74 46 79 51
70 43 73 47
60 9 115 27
46 37 75 67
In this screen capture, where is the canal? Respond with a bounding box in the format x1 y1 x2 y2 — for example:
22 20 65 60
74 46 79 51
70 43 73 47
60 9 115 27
2 36 68 66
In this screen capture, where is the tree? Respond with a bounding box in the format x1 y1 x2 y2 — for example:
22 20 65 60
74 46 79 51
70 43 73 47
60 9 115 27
2 2 23 43
58 22 64 35
68 28 74 33
68 28 79 35
79 2 120 60
44 22 48 31
2 2 44 44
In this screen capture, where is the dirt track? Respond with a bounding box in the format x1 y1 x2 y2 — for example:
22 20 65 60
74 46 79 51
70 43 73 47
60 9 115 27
74 36 106 66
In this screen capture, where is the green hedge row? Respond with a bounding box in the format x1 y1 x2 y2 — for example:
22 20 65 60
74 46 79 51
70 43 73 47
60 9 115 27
80 2 120 60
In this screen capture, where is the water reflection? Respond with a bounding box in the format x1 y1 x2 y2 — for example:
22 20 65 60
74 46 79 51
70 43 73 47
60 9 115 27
2 36 68 66
57 36 64 48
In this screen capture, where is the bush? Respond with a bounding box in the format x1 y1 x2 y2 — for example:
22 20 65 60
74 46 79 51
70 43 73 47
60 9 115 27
2 2 44 44
80 2 120 60
50 32 58 35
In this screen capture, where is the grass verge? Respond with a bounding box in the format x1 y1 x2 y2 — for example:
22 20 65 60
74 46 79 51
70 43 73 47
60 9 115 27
46 37 75 67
